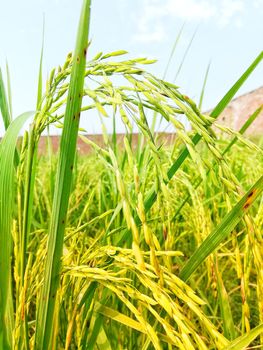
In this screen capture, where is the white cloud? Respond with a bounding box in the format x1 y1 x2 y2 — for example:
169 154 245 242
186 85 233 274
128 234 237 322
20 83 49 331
218 0 244 27
165 0 216 20
132 0 246 43
133 23 165 42
253 0 263 8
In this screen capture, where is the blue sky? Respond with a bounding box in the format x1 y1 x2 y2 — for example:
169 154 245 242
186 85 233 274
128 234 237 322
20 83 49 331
0 0 262 135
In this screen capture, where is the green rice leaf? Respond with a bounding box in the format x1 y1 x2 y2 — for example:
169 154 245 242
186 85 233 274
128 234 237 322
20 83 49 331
174 27 197 81
162 22 185 80
36 17 45 110
223 323 263 350
0 68 12 130
86 314 104 350
198 62 210 109
179 175 263 281
216 265 236 340
5 62 13 121
35 1 91 348
0 111 34 350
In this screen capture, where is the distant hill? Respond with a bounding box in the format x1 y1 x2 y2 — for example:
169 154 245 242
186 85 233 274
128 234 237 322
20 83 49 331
216 86 263 135
37 132 176 155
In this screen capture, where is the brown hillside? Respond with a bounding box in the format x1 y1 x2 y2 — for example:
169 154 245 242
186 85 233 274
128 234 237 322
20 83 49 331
37 132 176 155
216 86 263 135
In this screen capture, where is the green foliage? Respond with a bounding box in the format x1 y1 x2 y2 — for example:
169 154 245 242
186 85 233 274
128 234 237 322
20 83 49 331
35 1 91 348
0 1 263 348
0 111 34 349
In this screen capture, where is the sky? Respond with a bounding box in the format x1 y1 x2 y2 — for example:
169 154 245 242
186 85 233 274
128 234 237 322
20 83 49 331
0 0 262 135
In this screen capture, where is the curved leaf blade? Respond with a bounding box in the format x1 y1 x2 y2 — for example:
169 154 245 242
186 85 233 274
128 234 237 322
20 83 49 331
179 175 263 281
223 324 263 350
35 1 91 348
0 111 34 349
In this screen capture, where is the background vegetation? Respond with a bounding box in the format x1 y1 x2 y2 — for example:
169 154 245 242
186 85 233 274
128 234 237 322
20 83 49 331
0 0 263 349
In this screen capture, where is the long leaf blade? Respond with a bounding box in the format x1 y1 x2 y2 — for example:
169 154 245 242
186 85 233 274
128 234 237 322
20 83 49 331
0 111 34 349
179 175 263 281
223 323 263 350
0 68 12 130
35 1 91 349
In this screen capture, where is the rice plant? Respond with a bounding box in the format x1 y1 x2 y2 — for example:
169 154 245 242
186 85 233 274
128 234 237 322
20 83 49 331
1 0 263 349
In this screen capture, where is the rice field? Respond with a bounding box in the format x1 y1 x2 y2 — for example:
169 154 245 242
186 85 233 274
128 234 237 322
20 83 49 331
1 0 263 349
